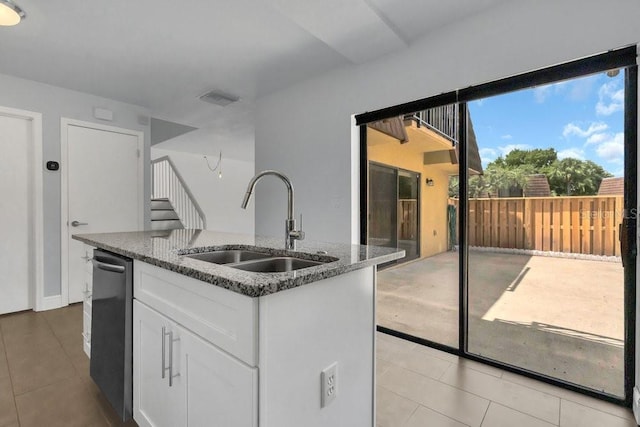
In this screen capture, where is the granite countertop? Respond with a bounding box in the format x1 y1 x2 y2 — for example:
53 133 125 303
72 229 405 297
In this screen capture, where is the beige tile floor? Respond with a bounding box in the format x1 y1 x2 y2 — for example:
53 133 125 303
378 251 625 395
376 332 637 427
0 304 136 427
0 305 636 426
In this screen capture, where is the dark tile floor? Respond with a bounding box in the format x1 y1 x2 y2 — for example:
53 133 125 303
0 304 137 427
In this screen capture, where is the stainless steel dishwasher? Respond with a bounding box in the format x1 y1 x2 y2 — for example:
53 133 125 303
90 249 133 422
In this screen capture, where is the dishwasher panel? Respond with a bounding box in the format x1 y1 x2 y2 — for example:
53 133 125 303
90 249 133 422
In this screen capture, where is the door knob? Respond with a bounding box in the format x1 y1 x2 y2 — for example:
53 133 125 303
71 220 88 227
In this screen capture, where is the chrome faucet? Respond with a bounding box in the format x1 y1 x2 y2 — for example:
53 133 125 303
241 170 305 250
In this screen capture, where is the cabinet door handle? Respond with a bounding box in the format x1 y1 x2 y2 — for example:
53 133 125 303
162 326 168 379
168 331 180 387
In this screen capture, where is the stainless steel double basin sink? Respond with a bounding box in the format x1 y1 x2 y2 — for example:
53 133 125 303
183 249 337 273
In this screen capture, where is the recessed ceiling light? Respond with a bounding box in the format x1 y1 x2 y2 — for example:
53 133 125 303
0 0 25 26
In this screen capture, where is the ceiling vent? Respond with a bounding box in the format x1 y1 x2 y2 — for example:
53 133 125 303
199 90 239 107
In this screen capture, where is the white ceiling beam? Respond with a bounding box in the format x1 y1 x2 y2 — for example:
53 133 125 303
261 0 408 64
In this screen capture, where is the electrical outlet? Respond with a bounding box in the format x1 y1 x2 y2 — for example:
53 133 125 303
321 362 338 408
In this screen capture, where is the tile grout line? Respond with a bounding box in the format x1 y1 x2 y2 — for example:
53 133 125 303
1 307 114 427
0 320 21 427
499 374 633 421
385 358 563 426
559 397 635 424
378 383 474 427
479 400 491 427
435 375 563 427
401 403 419 427
46 307 115 426
6 311 75 398
386 346 632 426
558 398 562 426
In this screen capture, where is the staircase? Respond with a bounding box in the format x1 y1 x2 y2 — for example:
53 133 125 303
151 198 184 230
151 156 206 230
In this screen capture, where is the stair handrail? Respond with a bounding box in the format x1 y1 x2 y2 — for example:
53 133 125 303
151 155 207 229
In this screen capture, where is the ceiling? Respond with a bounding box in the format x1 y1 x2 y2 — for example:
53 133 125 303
0 0 507 159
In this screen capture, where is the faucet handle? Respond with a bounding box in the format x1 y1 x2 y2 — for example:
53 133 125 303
290 214 305 241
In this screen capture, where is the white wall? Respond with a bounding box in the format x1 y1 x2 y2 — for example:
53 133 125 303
255 0 640 244
0 73 150 298
254 0 640 403
151 148 255 234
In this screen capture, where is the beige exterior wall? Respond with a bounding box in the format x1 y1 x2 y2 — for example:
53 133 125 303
367 128 456 259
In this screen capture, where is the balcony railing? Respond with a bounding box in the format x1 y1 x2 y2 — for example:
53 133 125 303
406 104 458 145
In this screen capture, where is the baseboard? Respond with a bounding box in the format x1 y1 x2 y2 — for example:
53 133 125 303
35 295 65 311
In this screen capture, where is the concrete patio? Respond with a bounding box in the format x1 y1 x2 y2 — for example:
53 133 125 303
377 250 625 397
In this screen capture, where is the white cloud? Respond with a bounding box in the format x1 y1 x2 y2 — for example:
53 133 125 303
562 121 608 138
501 134 513 140
595 132 624 163
534 86 551 103
586 132 609 145
479 148 498 168
479 148 497 166
533 81 567 103
596 80 624 116
610 168 624 178
568 75 597 101
557 148 585 160
498 144 532 156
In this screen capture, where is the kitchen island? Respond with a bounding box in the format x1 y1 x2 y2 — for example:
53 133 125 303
73 229 404 427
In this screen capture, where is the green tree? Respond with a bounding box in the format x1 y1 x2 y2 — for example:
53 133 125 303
467 163 535 197
449 149 611 198
543 158 612 196
503 148 557 170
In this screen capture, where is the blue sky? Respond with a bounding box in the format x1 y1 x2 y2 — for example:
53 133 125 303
468 71 625 176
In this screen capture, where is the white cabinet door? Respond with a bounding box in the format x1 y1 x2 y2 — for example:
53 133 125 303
133 301 185 427
134 299 258 427
181 327 258 427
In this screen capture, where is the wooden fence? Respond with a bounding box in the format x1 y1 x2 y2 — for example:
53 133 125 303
449 196 624 256
399 200 418 240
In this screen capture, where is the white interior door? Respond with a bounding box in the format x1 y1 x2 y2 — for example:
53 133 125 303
65 122 142 304
0 114 34 314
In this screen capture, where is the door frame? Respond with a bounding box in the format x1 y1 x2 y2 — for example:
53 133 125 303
0 106 44 311
60 118 144 306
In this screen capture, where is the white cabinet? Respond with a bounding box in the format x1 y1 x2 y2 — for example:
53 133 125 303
132 260 375 427
133 300 184 427
181 323 258 427
133 300 258 427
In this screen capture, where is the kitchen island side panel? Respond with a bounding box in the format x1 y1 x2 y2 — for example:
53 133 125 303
258 266 375 427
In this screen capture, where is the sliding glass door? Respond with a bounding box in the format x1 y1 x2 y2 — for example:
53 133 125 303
366 106 460 348
358 46 637 404
368 163 398 252
368 163 420 263
464 69 631 397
